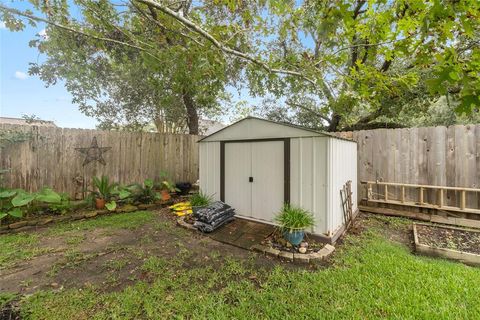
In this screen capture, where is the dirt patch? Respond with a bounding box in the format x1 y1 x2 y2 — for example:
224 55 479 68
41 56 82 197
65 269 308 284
356 213 414 247
0 301 21 320
0 208 304 295
416 224 480 255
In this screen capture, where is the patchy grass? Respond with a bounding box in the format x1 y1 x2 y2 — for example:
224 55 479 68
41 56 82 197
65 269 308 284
0 233 52 270
0 292 17 308
0 211 155 271
19 216 480 319
47 211 156 235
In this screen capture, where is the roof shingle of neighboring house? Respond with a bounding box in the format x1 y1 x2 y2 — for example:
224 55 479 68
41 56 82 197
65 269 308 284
0 117 57 127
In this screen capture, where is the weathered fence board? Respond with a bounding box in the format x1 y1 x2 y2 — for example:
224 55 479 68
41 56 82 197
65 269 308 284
0 124 200 199
336 124 480 208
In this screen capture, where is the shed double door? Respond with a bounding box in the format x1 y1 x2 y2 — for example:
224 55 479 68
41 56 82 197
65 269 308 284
225 141 284 222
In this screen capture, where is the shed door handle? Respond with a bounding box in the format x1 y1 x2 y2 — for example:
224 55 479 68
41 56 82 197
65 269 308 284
249 177 253 182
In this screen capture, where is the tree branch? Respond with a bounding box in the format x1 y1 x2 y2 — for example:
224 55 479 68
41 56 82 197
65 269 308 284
133 0 320 87
0 4 163 63
285 100 332 124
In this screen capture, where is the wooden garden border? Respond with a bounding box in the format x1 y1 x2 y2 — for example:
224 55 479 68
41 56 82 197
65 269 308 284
413 223 480 266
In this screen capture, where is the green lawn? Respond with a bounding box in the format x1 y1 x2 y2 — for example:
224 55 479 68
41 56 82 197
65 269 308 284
12 216 480 319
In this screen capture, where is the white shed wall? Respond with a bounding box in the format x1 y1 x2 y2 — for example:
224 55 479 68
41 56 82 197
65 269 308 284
327 138 358 234
199 142 221 201
290 137 329 234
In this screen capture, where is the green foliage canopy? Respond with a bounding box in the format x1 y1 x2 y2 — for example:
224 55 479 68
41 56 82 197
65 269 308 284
1 0 479 131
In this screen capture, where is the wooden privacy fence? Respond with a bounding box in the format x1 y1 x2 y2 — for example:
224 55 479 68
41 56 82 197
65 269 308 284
0 124 200 199
335 124 480 211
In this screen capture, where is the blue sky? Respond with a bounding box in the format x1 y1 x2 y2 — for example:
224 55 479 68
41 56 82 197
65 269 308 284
0 11 99 129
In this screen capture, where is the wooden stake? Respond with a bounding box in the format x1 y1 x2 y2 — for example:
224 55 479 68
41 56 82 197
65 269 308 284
419 187 424 205
384 185 388 201
460 191 466 210
438 189 443 208
401 186 405 203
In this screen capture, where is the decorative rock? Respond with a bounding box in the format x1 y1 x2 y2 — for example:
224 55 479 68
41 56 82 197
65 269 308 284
294 253 310 263
250 244 266 253
84 211 98 218
278 251 294 261
176 216 198 231
300 242 308 248
38 218 53 225
9 221 28 229
264 247 281 257
117 205 138 213
298 247 307 254
317 244 336 258
70 214 85 221
27 219 39 226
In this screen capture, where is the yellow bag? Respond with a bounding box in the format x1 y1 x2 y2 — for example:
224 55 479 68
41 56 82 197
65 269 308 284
169 202 191 210
175 209 193 217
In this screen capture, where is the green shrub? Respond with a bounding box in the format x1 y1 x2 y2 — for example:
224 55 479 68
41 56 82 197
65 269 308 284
274 204 314 231
92 176 117 200
190 191 213 207
127 179 160 204
47 192 72 214
0 187 62 222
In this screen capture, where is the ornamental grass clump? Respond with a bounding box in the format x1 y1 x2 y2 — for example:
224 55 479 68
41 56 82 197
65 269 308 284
190 191 213 208
275 204 314 232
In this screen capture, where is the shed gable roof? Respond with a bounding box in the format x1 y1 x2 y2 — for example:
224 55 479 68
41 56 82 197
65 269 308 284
199 117 342 142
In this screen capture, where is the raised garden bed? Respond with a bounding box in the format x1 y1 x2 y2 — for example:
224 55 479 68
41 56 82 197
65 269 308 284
413 223 480 266
252 230 335 263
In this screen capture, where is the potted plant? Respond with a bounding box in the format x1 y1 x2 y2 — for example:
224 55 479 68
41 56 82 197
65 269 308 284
275 204 314 246
190 190 213 216
159 180 179 201
92 176 116 209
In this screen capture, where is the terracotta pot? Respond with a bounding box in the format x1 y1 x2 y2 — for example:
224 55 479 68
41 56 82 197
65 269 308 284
160 190 171 201
95 198 106 210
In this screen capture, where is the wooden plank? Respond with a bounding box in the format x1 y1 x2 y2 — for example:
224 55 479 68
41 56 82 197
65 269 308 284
359 205 480 229
361 181 480 192
366 198 480 215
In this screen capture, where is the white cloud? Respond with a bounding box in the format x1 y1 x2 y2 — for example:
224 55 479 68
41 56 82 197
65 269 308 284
14 71 28 80
0 21 6 29
38 28 48 39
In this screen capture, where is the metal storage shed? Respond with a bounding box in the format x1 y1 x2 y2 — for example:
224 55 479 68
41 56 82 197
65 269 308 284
198 117 358 242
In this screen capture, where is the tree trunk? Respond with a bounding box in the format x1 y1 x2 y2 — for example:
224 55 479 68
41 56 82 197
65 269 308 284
327 113 342 132
182 90 199 135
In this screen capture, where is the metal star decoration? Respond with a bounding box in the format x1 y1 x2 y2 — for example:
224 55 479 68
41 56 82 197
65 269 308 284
75 137 111 166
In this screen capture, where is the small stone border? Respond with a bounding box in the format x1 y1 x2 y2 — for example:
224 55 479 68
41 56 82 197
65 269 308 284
413 223 480 267
0 202 170 235
176 215 198 231
250 243 335 263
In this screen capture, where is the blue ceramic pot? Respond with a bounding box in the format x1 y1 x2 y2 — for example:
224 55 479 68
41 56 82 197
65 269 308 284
283 229 305 246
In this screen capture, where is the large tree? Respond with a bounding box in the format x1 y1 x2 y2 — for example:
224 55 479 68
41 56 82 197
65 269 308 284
2 1 250 134
1 0 479 132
